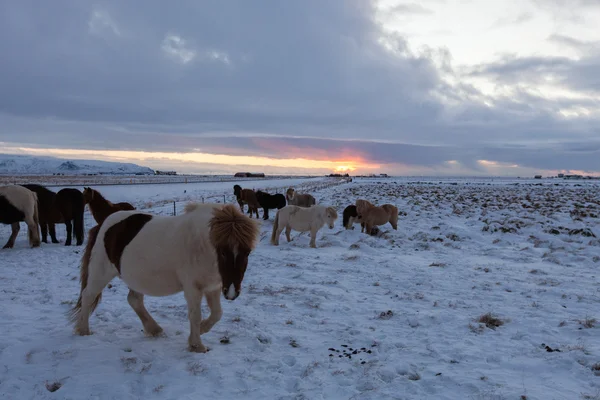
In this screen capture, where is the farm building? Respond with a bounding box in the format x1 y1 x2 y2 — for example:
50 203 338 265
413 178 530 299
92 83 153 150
234 172 265 178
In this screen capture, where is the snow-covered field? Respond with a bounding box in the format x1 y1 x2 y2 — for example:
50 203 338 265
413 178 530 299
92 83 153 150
1 177 599 399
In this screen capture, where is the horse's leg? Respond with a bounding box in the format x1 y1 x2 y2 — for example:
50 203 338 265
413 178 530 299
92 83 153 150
199 288 223 335
183 285 206 353
237 199 244 212
74 214 84 246
49 223 59 243
74 263 116 336
254 206 260 219
40 222 49 243
309 227 317 248
2 223 20 249
285 225 292 242
127 289 163 336
263 207 269 220
64 220 73 246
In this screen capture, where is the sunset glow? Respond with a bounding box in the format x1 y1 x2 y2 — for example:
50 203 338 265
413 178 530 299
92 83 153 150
0 145 381 175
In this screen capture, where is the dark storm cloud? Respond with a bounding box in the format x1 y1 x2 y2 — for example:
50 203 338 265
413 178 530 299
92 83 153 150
0 0 599 174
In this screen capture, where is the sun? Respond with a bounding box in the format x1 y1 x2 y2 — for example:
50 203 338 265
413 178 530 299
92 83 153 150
334 165 354 173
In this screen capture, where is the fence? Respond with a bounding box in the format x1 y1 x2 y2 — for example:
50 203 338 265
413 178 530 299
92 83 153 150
0 174 323 187
149 177 352 216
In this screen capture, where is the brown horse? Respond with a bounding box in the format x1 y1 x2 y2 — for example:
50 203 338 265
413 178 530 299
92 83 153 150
83 187 135 225
357 203 398 235
233 185 260 218
355 199 375 232
286 188 316 207
21 184 85 246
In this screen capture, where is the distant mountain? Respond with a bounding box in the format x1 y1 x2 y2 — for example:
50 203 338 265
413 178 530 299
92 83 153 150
0 154 155 175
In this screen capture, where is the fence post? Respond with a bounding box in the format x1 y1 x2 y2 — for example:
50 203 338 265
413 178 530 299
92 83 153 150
223 194 226 203
202 197 204 203
173 201 176 216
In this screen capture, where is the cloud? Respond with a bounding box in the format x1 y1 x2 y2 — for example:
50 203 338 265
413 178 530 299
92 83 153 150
0 0 598 176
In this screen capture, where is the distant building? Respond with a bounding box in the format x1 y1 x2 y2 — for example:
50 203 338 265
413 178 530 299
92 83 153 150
155 170 177 176
557 173 564 178
234 172 265 178
534 175 542 179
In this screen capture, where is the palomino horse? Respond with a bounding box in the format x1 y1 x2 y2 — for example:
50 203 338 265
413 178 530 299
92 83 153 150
271 204 338 248
233 185 260 218
0 185 41 249
255 190 286 220
22 184 85 246
285 188 316 207
355 199 375 232
357 204 399 235
83 187 135 225
67 203 260 353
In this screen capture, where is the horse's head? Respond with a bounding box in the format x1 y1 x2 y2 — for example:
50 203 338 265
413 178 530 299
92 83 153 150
286 188 294 200
209 205 260 301
325 206 338 229
82 187 93 203
233 185 242 198
215 245 251 301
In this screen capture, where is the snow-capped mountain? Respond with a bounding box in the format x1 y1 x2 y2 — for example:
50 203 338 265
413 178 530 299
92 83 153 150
0 154 155 175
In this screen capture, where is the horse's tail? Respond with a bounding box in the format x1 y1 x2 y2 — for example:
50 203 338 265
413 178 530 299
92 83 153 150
67 224 102 324
270 209 280 244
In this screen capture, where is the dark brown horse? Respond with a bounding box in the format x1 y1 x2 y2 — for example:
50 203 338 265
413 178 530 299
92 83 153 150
233 185 260 218
21 184 85 246
83 187 135 225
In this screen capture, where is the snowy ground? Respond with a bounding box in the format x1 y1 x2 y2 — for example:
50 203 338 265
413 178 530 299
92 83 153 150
1 178 599 399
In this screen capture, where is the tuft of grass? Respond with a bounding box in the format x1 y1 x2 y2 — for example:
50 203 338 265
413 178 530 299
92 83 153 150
407 372 421 381
477 313 505 330
591 363 600 376
578 317 597 329
45 381 62 392
187 361 205 376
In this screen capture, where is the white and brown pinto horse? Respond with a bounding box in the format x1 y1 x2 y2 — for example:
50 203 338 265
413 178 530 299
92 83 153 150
0 185 41 249
271 204 338 248
67 203 260 353
285 188 316 208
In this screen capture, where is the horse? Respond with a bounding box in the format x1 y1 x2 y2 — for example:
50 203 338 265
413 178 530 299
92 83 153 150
255 190 286 220
0 185 41 249
67 203 261 353
21 184 85 246
270 205 338 248
342 204 359 229
83 187 135 225
285 188 316 207
355 199 375 232
233 185 260 218
357 204 398 235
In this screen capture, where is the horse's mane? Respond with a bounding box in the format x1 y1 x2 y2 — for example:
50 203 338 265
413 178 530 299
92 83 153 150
86 188 113 206
209 204 260 251
325 206 338 219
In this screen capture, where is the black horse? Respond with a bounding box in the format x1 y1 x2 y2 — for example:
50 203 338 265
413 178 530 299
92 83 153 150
255 190 286 220
20 184 85 246
342 205 358 229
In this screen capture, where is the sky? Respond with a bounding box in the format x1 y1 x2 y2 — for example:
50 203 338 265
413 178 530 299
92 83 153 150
1 0 599 176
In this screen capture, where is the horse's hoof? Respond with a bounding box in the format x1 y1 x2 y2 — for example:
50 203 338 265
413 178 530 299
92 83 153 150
74 327 91 336
189 344 208 353
145 326 164 337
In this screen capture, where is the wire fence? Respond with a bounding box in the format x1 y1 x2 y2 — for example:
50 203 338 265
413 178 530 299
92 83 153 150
148 177 352 216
